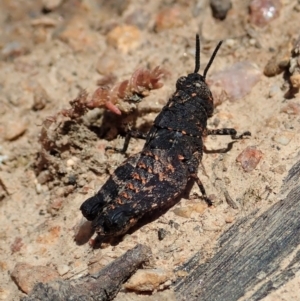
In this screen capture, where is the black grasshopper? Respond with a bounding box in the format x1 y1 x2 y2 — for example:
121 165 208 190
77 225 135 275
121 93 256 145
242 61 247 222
80 35 251 238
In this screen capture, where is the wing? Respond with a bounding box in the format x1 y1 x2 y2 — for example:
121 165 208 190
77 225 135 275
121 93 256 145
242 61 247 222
91 149 189 237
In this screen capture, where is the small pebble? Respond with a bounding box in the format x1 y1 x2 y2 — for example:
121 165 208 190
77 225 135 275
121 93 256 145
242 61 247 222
225 216 235 223
42 0 63 11
35 182 42 194
35 226 61 244
11 263 59 294
280 102 300 115
0 171 17 195
58 17 98 52
47 198 64 215
236 146 263 172
4 119 28 141
66 158 75 167
265 116 280 128
249 0 281 27
176 270 189 277
268 84 281 98
125 9 150 30
88 253 114 274
124 268 173 292
273 164 286 174
106 25 141 53
154 6 185 32
210 0 232 20
158 228 168 241
0 288 10 300
96 52 123 75
290 73 300 88
272 131 295 146
191 202 207 214
10 237 23 253
209 61 261 101
1 41 28 59
57 264 70 276
32 84 49 111
173 206 193 218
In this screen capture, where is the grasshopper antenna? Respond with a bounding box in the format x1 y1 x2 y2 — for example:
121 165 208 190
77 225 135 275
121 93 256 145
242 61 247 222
194 34 201 74
203 40 223 80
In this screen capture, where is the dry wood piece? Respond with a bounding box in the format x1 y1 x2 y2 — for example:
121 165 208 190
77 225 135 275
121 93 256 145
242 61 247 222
173 157 300 301
22 244 151 301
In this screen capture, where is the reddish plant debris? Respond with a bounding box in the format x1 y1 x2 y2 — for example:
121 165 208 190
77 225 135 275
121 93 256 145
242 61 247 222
87 66 165 115
236 146 263 172
50 66 165 121
249 0 281 27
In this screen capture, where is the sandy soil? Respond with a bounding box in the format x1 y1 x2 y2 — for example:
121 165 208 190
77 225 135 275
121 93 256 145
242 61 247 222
0 0 300 300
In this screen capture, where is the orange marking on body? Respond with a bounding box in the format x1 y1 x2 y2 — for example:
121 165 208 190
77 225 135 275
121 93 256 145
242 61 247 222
120 191 130 199
127 183 134 190
116 198 123 204
178 154 184 160
138 162 147 169
182 130 187 135
167 164 175 172
158 173 165 181
132 172 141 180
191 93 197 97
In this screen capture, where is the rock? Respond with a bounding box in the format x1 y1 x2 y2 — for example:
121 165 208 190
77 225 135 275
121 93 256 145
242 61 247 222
191 202 207 214
125 9 150 30
96 51 123 75
173 206 194 218
0 171 18 195
210 0 232 20
154 6 186 32
249 0 281 27
272 131 295 146
225 216 235 223
58 16 99 52
4 119 28 141
208 61 262 102
280 102 300 115
57 264 70 276
124 268 173 292
42 0 63 11
106 25 141 53
11 263 59 294
158 228 168 241
290 73 300 88
0 287 10 300
36 226 61 244
236 146 263 172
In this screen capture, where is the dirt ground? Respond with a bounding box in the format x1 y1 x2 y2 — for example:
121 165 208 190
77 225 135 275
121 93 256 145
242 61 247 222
0 0 300 300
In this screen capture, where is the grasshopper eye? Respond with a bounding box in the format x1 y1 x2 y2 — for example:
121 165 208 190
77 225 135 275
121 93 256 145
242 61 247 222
176 76 187 89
